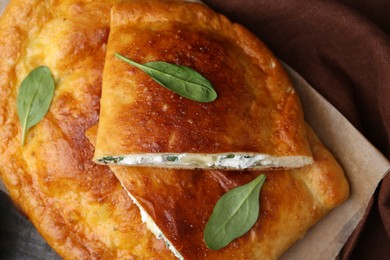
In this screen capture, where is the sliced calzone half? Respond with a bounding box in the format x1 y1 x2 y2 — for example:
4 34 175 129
87 123 349 260
93 0 313 170
0 0 174 258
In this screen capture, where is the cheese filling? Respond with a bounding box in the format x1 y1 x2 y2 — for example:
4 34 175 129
120 183 184 260
97 153 313 169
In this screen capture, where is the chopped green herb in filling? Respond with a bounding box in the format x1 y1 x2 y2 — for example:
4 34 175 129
100 156 124 164
96 153 301 170
166 155 179 162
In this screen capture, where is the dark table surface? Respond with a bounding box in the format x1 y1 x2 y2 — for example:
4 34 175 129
0 191 59 260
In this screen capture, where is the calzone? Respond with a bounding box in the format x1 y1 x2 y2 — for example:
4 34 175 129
88 123 349 259
93 0 313 170
0 0 174 258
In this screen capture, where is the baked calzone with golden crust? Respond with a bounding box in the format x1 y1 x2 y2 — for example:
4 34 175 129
0 0 174 258
0 0 349 259
94 0 313 170
87 123 349 259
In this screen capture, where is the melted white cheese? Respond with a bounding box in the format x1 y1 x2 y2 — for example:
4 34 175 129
100 153 313 170
120 183 184 260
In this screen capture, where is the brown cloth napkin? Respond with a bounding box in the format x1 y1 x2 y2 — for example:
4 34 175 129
203 0 390 259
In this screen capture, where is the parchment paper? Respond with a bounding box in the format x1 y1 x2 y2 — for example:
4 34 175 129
281 64 390 260
0 1 389 259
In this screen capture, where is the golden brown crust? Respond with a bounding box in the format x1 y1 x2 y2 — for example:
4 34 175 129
0 0 349 258
0 0 173 258
94 0 312 165
88 123 349 259
293 126 350 209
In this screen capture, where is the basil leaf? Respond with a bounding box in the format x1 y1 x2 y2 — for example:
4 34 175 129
115 53 217 102
204 174 267 250
17 66 55 146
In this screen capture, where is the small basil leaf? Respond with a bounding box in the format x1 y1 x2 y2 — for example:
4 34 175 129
17 66 55 146
204 174 267 250
115 53 217 102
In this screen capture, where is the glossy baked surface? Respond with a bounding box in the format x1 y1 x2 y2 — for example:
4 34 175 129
0 0 173 258
88 124 349 259
94 0 312 169
0 0 349 258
